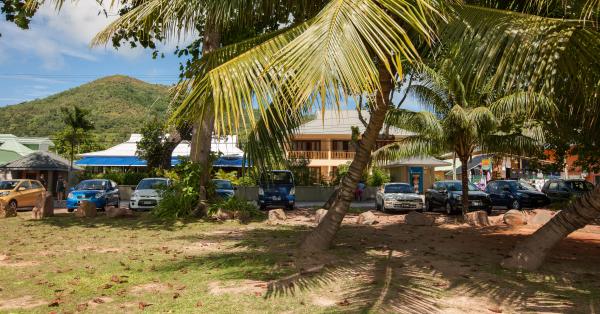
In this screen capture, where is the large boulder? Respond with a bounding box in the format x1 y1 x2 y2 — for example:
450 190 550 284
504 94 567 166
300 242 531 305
268 208 287 224
466 210 490 227
0 200 16 218
404 211 434 226
315 209 328 224
75 201 97 218
503 209 527 226
357 211 378 225
106 206 135 219
527 209 558 226
32 193 54 219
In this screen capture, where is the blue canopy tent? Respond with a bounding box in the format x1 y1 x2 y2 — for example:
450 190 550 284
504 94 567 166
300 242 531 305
76 155 248 168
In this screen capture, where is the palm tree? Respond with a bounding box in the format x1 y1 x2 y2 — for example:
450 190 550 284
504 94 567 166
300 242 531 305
373 60 554 217
60 105 94 174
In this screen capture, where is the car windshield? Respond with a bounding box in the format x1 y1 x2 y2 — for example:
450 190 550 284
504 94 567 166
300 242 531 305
446 182 480 191
509 181 538 191
137 179 167 190
566 181 590 192
384 184 413 194
76 180 106 190
213 180 233 190
260 172 293 185
0 181 18 190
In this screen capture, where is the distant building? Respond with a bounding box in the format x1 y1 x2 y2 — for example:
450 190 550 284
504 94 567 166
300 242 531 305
76 134 245 171
0 134 55 165
289 110 448 192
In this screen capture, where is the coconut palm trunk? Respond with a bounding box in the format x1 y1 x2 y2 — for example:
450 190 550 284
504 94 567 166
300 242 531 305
502 186 600 270
300 65 393 252
460 155 469 217
190 24 220 209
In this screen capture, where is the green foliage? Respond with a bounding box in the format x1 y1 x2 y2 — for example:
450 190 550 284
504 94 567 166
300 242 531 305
53 129 105 160
80 171 149 186
237 175 257 187
286 157 311 186
152 160 203 218
333 162 367 185
0 76 170 147
214 169 239 185
207 197 264 222
367 167 390 187
136 118 168 171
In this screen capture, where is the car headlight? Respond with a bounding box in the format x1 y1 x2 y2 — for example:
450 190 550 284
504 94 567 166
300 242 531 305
94 192 105 198
0 191 10 197
258 187 264 196
67 192 74 199
131 192 139 198
289 187 295 196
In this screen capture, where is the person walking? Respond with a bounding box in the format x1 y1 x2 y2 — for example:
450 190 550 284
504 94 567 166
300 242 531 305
355 181 366 201
56 176 66 200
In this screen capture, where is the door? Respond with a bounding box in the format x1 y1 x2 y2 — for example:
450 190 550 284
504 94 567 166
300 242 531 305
498 182 513 207
15 181 35 207
29 180 46 205
555 181 571 201
486 182 502 206
431 182 447 207
409 167 424 194
545 181 559 202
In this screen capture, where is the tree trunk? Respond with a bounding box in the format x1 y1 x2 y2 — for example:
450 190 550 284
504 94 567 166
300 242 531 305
190 23 221 211
460 155 469 217
300 64 393 253
502 186 600 271
322 187 339 210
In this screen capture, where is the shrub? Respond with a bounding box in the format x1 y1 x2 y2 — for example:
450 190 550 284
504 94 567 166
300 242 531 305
237 175 256 187
214 169 239 185
367 167 390 187
207 197 264 222
152 161 203 218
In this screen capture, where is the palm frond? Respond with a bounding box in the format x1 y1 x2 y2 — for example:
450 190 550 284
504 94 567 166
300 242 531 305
372 135 445 165
489 91 557 120
385 108 444 138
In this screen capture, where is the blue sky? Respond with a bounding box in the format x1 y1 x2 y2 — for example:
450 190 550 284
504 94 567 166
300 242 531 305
0 1 184 107
0 1 423 112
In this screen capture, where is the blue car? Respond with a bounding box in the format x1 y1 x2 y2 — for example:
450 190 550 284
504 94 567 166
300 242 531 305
258 170 295 210
67 179 120 212
212 179 235 200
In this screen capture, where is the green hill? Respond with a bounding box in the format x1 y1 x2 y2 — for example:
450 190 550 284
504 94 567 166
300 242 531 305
0 75 172 146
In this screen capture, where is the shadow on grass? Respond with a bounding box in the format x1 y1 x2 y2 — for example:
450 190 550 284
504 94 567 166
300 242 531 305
27 212 190 231
155 221 600 313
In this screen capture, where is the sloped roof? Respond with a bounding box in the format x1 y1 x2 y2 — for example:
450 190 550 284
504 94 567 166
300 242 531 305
0 134 54 147
0 151 82 171
381 157 451 168
0 139 34 156
80 134 243 158
296 110 412 136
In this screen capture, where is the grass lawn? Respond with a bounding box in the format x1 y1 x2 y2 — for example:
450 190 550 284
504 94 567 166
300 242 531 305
0 210 599 313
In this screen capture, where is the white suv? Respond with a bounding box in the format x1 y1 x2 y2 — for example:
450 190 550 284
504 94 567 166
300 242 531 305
129 178 170 211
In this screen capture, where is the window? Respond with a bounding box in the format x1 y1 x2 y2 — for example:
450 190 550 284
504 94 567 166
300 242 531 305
446 181 480 191
18 181 31 190
138 179 169 190
291 140 321 151
384 184 413 194
332 140 351 152
30 181 43 189
213 180 233 190
0 181 18 190
434 182 445 192
548 182 559 191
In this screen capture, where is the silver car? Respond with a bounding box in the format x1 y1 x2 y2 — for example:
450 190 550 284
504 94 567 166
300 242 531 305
376 183 423 212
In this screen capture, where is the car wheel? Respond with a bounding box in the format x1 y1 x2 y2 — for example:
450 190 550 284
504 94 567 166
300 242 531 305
376 200 382 211
8 200 17 212
511 200 521 210
115 197 120 207
424 200 430 212
445 202 454 215
67 208 74 213
259 205 266 211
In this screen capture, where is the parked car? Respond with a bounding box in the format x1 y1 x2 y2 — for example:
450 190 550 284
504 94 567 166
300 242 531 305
425 180 492 215
66 179 120 212
213 179 235 200
375 182 423 212
129 178 170 211
258 170 295 210
485 180 550 210
0 179 46 211
542 179 595 203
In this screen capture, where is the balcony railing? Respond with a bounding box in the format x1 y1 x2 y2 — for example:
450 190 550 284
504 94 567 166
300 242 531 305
288 150 329 159
331 151 356 159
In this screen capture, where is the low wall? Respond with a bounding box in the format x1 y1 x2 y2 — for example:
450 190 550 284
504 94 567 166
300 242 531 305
119 185 135 201
235 186 377 202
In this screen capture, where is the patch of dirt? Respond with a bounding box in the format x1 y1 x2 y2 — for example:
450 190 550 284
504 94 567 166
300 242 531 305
208 280 268 296
129 283 171 296
311 296 337 307
77 246 123 253
84 296 114 309
0 296 47 310
0 254 39 267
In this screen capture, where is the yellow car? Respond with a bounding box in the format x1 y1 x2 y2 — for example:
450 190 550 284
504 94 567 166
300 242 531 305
0 179 46 211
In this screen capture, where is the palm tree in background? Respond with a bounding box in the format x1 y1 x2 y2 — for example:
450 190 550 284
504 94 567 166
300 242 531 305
60 105 94 174
373 59 554 217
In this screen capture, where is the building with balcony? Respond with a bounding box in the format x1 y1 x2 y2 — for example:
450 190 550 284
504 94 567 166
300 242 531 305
289 110 449 192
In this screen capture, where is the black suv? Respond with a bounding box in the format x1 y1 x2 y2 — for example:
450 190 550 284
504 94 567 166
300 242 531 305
425 180 492 215
542 179 595 203
485 180 550 210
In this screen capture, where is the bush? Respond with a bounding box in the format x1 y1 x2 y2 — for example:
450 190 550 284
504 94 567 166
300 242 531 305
152 161 203 218
237 175 256 187
367 167 390 187
78 171 149 186
207 197 264 222
214 169 239 185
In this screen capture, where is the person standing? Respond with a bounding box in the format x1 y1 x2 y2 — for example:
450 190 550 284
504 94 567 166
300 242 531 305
39 174 47 189
56 176 66 200
355 181 366 201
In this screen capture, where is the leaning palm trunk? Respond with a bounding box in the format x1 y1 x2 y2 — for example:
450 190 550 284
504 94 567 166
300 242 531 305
300 65 393 252
190 24 220 213
502 186 600 271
